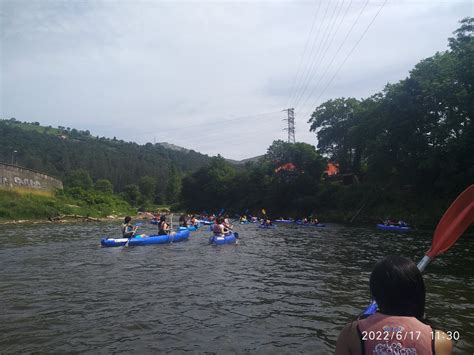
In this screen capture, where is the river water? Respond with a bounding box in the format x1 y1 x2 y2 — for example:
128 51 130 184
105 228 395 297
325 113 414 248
0 222 472 353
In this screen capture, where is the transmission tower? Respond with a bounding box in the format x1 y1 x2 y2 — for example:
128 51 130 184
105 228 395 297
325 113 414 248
283 108 296 143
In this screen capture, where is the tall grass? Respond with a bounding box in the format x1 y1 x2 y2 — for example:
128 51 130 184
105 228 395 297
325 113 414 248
0 188 135 221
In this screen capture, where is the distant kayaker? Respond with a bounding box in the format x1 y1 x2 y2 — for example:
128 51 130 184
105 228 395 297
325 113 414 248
190 215 198 226
223 215 233 231
262 218 272 226
335 255 452 354
157 215 170 235
121 216 138 238
179 214 187 227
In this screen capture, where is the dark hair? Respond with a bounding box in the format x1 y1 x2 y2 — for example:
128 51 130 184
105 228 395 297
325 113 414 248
160 215 166 222
370 255 425 319
124 216 132 223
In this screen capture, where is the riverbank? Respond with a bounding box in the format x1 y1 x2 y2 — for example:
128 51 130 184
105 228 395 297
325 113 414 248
0 188 135 224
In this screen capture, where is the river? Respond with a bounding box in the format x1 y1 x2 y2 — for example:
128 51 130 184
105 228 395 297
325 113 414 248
0 222 472 353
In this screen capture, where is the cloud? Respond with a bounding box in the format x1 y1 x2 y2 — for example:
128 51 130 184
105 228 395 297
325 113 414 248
1 0 471 160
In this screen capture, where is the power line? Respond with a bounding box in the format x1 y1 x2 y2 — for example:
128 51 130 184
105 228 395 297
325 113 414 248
309 0 388 110
292 0 346 108
296 0 369 112
285 0 323 108
294 0 354 111
294 0 339 108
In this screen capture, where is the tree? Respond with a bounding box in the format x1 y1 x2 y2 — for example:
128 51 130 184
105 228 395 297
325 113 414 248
64 169 93 190
166 166 181 204
139 176 156 201
308 98 363 173
94 179 113 194
123 184 140 206
180 156 236 211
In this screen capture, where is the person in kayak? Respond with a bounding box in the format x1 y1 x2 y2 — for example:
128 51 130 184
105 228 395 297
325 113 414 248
157 215 171 235
335 255 452 354
223 215 233 231
212 217 226 236
179 214 187 227
122 216 138 238
262 218 272 226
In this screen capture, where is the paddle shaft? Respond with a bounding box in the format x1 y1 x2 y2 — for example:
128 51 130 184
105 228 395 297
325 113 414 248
124 225 139 247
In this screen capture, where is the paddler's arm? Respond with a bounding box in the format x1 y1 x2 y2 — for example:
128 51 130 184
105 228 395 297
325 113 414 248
434 330 453 355
335 321 361 355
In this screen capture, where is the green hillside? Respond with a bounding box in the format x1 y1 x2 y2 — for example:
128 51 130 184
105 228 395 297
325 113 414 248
0 119 212 204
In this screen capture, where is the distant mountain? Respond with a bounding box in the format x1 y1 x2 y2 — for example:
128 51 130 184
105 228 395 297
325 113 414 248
226 155 264 165
157 142 190 153
158 142 263 164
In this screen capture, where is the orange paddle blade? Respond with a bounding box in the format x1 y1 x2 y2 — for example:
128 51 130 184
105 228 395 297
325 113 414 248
427 185 474 258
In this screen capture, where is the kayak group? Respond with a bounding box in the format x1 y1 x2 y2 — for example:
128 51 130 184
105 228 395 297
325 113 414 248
122 211 414 243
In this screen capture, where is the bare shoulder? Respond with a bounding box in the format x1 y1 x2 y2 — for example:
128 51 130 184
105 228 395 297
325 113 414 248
335 321 361 355
434 330 453 355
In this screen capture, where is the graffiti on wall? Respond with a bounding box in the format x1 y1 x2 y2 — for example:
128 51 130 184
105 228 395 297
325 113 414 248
1 176 42 189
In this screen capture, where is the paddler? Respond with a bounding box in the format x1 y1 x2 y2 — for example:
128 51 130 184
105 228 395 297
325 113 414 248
122 216 138 238
179 214 187 227
212 217 226 236
157 215 171 235
335 255 452 354
223 215 233 232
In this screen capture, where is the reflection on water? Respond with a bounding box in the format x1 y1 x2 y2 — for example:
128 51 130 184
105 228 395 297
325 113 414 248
0 222 472 353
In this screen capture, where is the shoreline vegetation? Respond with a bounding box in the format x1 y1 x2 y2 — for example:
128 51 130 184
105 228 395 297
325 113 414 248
0 187 172 225
0 185 452 229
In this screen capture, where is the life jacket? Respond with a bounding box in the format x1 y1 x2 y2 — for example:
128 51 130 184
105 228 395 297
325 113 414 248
158 221 168 235
212 223 223 235
357 312 433 354
122 223 133 237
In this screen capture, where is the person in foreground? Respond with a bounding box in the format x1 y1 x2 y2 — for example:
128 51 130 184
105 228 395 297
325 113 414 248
121 216 138 238
335 255 452 355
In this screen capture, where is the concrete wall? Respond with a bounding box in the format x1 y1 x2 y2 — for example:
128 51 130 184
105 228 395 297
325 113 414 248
0 163 63 192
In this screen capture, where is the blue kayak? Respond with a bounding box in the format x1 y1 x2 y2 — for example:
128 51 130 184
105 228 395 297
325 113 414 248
178 225 199 231
199 220 213 225
209 232 239 245
101 230 190 247
376 224 411 233
273 219 294 223
295 221 326 227
258 224 275 229
240 221 250 224
150 220 159 225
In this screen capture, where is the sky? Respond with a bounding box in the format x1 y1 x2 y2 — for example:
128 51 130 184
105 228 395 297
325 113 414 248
1 0 472 160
